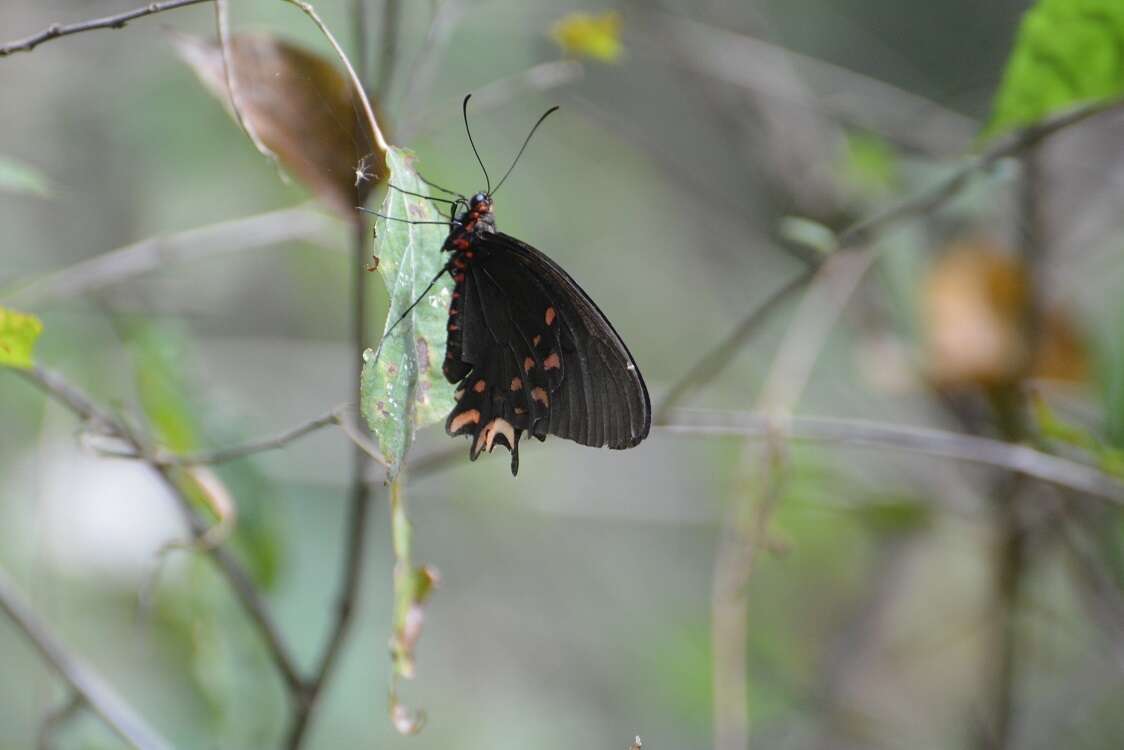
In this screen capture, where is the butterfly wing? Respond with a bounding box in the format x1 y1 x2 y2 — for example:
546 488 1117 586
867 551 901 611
443 232 650 474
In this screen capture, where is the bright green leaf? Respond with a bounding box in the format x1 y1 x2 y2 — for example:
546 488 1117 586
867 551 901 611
0 155 50 198
986 0 1124 137
551 11 623 62
0 306 43 369
361 147 456 479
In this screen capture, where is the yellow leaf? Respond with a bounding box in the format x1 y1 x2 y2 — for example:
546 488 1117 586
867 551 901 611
0 306 43 369
551 11 623 62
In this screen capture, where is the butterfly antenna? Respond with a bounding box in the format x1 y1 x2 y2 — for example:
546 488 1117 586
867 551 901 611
387 183 458 207
492 106 560 196
416 172 464 199
462 94 491 194
369 266 451 362
356 206 450 226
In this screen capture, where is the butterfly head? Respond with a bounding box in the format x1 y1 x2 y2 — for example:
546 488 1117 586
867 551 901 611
469 192 492 213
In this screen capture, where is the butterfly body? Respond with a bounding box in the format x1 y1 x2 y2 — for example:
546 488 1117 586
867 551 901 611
440 192 650 475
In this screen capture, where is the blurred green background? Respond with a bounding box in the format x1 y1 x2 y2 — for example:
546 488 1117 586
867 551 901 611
4 0 1124 749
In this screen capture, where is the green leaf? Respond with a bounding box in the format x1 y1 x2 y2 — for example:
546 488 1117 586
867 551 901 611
0 155 50 198
985 0 1124 137
0 306 43 369
361 147 456 479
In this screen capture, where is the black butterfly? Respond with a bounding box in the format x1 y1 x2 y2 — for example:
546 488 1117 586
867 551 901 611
378 96 650 475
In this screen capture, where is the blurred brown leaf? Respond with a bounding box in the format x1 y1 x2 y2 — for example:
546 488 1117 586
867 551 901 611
173 32 385 221
921 239 1087 389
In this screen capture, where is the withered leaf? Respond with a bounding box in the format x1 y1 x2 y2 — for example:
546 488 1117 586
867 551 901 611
174 32 386 220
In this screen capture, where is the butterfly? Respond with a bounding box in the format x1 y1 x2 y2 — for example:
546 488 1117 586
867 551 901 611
376 96 650 475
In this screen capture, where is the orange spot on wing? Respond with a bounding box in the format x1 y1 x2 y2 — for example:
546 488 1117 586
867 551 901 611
448 323 459 331
450 409 481 432
473 379 487 393
523 356 534 372
510 377 523 391
543 352 561 370
545 307 556 326
532 387 549 407
532 335 542 346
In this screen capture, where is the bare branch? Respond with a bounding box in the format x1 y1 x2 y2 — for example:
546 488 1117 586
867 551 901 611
837 97 1124 250
172 409 342 466
0 566 174 750
0 0 212 57
660 412 1124 504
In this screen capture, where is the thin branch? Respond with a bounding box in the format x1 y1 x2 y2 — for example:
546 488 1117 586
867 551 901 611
0 0 212 57
0 205 334 308
659 412 1124 504
836 97 1124 250
12 365 306 696
172 409 342 466
0 566 174 750
281 0 390 157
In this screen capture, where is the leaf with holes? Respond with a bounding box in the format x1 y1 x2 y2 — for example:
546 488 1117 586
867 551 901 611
0 306 43 369
985 0 1124 137
361 148 456 479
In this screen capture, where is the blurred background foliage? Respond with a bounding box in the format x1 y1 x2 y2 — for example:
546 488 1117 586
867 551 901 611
3 0 1124 749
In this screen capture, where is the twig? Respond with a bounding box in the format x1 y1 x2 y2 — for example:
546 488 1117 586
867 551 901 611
0 566 173 750
281 0 390 157
659 413 1124 504
12 365 305 696
836 97 1124 250
0 205 334 308
172 409 342 465
0 0 212 57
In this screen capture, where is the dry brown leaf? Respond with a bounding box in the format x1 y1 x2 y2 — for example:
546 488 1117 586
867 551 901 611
921 239 1087 389
173 32 385 220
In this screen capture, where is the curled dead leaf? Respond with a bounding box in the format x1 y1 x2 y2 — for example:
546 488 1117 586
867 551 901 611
173 32 386 220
